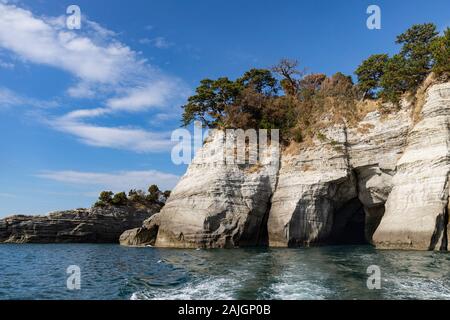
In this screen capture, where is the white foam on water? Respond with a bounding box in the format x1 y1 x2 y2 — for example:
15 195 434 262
130 276 238 300
267 275 333 300
387 276 450 300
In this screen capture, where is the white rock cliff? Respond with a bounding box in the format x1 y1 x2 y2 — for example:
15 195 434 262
121 82 450 251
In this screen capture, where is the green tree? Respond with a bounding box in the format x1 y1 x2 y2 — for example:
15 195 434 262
431 28 450 76
99 191 113 204
237 68 278 96
147 184 161 203
93 200 107 208
182 77 241 127
226 69 279 129
380 54 409 104
128 189 145 203
111 192 128 206
396 23 438 90
355 54 389 99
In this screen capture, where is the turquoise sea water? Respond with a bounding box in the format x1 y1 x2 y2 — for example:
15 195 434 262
0 244 449 300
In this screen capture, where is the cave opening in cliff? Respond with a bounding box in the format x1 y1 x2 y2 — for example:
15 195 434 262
330 198 368 245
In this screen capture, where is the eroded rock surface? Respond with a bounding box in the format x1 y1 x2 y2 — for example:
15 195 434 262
122 82 450 251
372 83 450 250
268 126 357 247
121 131 279 248
0 204 160 243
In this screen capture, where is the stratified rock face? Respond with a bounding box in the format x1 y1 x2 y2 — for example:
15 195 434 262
120 131 279 248
372 83 450 250
0 205 160 243
268 126 357 247
268 104 413 247
122 82 450 251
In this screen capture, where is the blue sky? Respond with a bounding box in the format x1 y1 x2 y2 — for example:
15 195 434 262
0 0 449 216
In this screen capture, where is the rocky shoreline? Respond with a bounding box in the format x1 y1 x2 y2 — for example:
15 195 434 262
0 204 160 243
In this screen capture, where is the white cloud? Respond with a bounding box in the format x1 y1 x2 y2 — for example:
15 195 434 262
139 38 152 45
50 116 175 153
0 87 57 108
0 3 187 107
0 2 189 153
139 37 173 49
0 3 141 84
106 79 185 112
0 87 22 107
62 107 110 120
0 59 13 69
36 169 180 192
148 112 182 127
67 82 96 99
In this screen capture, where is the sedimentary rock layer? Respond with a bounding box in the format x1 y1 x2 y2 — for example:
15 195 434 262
0 205 160 243
373 83 450 250
122 83 450 251
121 131 280 248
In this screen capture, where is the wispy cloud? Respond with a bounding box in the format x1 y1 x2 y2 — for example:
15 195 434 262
66 82 96 99
0 2 189 153
106 79 186 112
0 59 13 69
36 170 180 192
0 87 57 109
0 87 22 107
0 3 185 103
139 37 173 49
0 3 140 84
49 115 175 153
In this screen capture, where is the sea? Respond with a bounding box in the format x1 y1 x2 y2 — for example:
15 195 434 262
0 244 449 300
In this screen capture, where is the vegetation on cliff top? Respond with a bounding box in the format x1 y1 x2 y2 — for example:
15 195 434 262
181 23 449 144
93 185 171 208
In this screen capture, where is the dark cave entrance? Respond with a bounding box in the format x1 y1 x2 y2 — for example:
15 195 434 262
329 198 369 245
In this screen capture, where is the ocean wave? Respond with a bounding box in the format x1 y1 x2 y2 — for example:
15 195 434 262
130 276 238 300
387 276 450 300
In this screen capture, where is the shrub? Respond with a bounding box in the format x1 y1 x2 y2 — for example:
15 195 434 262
291 127 303 143
99 191 113 204
128 189 146 203
147 185 161 203
319 72 355 97
299 73 326 100
111 192 128 206
163 190 171 202
93 200 107 208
